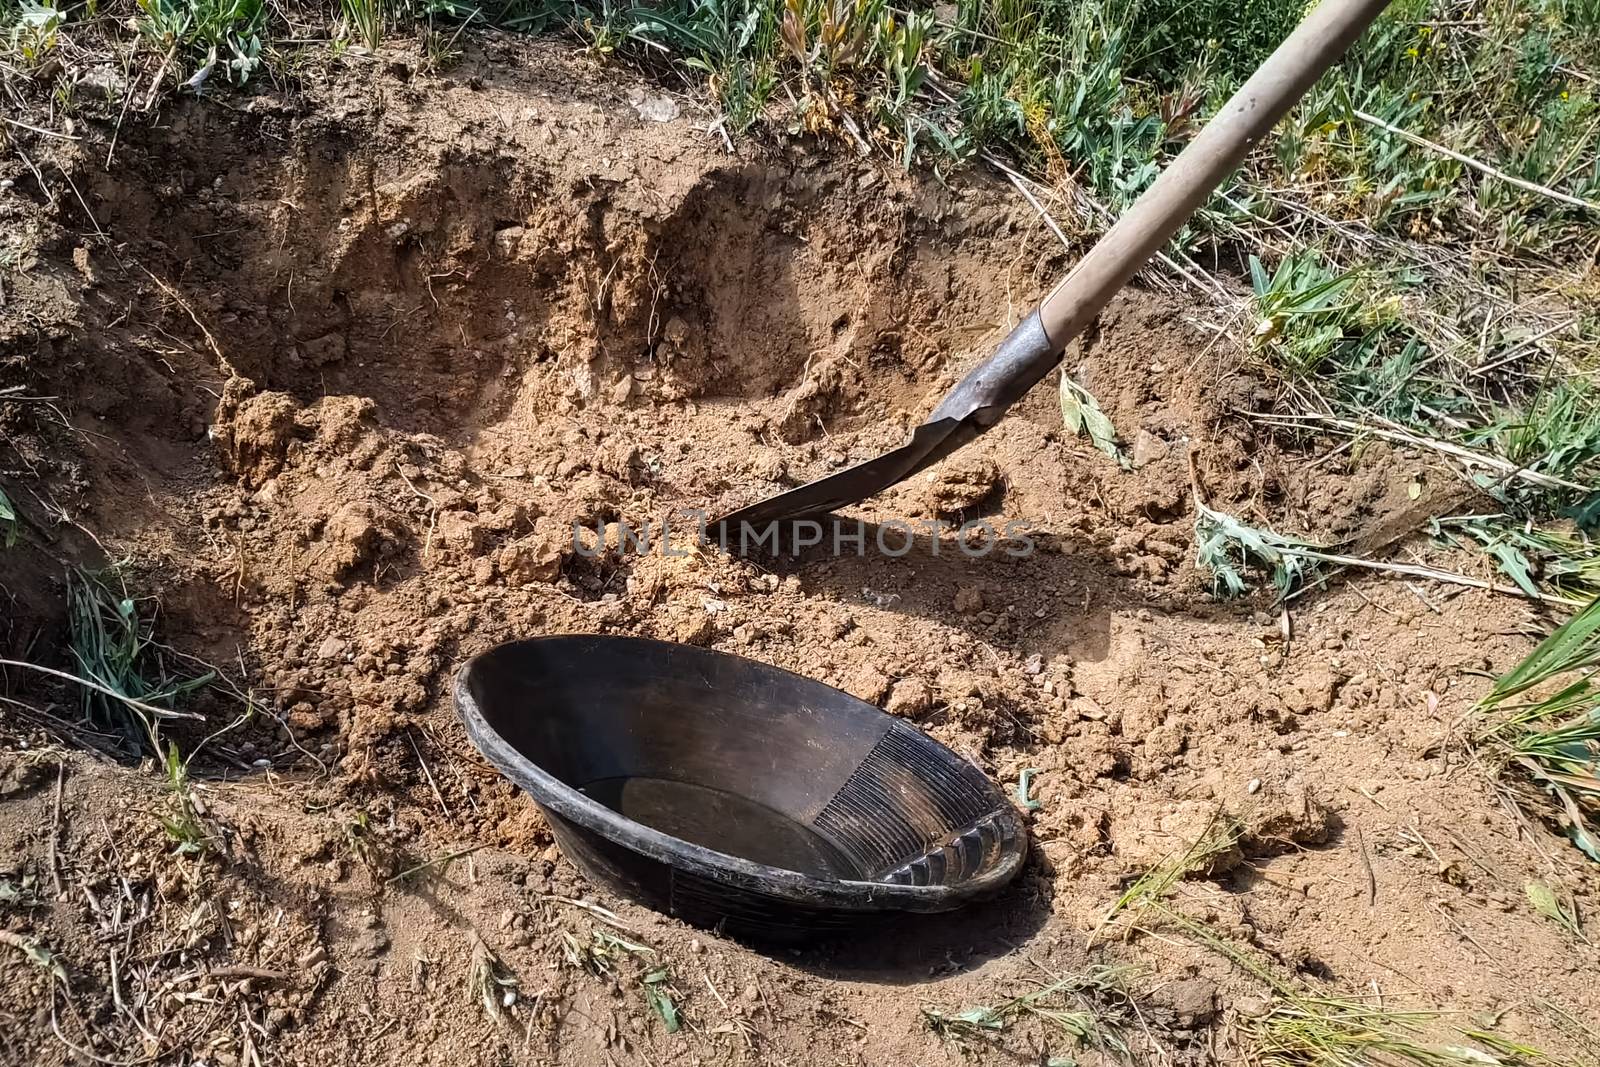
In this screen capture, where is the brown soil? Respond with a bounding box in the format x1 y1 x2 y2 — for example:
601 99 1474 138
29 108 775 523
3 34 1599 1067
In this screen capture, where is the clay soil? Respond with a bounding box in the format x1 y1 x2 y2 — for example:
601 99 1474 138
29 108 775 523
3 33 1599 1067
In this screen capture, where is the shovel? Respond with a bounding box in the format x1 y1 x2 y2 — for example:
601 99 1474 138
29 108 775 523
713 0 1394 535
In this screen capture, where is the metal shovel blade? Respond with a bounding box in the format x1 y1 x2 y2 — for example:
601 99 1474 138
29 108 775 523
711 415 976 533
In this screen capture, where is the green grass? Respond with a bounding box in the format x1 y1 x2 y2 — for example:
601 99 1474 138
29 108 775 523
1471 594 1600 861
67 567 214 756
0 484 17 547
158 740 210 855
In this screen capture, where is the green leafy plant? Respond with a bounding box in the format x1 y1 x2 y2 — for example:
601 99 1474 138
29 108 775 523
159 742 209 855
342 0 383 52
1194 503 1320 598
67 568 214 755
5 0 62 68
1526 880 1586 940
1472 595 1600 862
642 966 682 1033
0 485 16 547
1059 372 1126 467
1249 251 1360 378
135 0 265 87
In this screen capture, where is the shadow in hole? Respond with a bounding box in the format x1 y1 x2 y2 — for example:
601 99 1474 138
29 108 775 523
772 844 1059 985
724 516 1158 665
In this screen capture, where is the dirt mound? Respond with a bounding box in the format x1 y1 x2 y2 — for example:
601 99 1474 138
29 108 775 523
2 37 1597 1067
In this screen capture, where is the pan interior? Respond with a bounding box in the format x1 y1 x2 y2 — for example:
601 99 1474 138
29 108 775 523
578 776 858 878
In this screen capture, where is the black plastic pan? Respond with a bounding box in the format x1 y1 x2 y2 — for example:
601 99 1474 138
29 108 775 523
455 635 1027 941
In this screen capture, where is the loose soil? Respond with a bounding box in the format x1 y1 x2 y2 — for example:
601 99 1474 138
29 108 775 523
3 33 1598 1067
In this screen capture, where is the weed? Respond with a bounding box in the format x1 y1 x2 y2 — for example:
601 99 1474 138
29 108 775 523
386 845 481 885
1244 993 1522 1067
0 870 45 907
1525 880 1586 941
1100 811 1240 930
1059 372 1126 468
158 742 209 855
559 925 684 1033
1436 518 1600 603
1127 882 1572 1065
923 965 1136 1058
1248 251 1361 379
642 966 682 1033
4 0 63 71
560 925 655 975
0 484 16 547
341 0 383 53
342 809 402 878
134 0 266 88
468 934 519 1023
419 20 467 72
1194 504 1321 598
0 929 68 984
67 567 213 756
1471 594 1600 861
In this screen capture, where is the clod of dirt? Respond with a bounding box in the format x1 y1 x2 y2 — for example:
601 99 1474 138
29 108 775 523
924 455 1003 516
1150 978 1218 1028
217 387 302 486
884 676 934 718
952 584 986 615
841 663 891 704
1110 800 1244 874
1238 782 1332 853
1284 665 1343 714
320 501 406 580
497 525 567 586
776 357 854 443
0 755 52 798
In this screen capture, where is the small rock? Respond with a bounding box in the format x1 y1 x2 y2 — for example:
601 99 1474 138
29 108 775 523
1246 777 1262 794
1023 653 1044 676
628 88 681 122
78 64 129 96
316 636 347 661
1072 696 1106 721
1233 995 1271 1019
1130 428 1170 469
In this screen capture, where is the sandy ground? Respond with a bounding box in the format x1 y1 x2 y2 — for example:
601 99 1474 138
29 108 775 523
2 33 1598 1067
